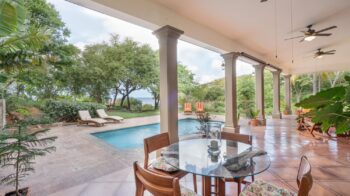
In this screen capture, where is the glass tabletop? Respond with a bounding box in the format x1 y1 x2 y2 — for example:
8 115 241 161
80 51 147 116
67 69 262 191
162 138 270 179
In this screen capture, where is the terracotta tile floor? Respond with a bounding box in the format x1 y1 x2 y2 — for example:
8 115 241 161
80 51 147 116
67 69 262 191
1 115 349 195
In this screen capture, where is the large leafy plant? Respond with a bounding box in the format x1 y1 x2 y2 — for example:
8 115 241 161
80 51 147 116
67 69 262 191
0 122 57 195
295 76 350 134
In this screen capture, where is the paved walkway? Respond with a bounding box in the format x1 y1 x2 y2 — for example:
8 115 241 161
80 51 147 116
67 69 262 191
1 115 349 195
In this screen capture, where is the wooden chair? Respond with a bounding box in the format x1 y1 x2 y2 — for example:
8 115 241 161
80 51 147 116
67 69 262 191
183 103 192 115
133 161 198 196
218 132 253 194
241 156 313 196
144 133 197 193
195 102 204 114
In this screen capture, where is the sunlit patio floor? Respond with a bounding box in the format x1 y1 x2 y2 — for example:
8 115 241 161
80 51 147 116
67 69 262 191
1 115 349 196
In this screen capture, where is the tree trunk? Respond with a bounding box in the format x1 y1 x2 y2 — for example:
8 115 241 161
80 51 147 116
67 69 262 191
154 94 160 110
112 87 118 106
126 95 131 110
120 95 126 108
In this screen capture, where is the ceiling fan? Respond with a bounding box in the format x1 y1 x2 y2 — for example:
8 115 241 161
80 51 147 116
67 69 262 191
285 24 337 42
314 48 336 59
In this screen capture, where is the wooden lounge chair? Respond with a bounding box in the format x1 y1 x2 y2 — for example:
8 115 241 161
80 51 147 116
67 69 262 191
183 103 192 115
96 109 124 123
133 161 198 196
78 110 107 127
195 102 204 114
241 156 313 196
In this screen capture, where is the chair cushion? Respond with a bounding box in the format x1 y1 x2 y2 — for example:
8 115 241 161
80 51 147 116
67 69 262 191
151 157 179 172
241 180 296 196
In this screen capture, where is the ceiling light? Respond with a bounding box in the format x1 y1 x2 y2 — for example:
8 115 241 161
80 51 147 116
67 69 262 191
304 35 316 42
316 55 323 59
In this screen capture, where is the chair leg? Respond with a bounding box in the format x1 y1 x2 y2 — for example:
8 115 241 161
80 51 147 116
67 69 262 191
237 178 242 195
192 174 197 193
252 175 255 182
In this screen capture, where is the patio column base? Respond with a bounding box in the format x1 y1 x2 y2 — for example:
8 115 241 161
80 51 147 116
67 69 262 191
223 126 240 133
272 112 282 119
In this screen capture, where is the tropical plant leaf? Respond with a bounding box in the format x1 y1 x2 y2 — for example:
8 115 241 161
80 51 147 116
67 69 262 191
295 86 345 108
0 0 26 36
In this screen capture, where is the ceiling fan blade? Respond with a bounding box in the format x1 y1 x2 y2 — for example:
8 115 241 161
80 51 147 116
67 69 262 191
325 50 336 53
315 33 332 36
324 53 335 55
285 35 304 40
315 26 337 33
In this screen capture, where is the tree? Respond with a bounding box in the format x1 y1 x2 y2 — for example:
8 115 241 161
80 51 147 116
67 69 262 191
117 39 157 110
291 74 312 103
178 63 197 106
0 123 56 195
81 44 115 103
147 53 160 110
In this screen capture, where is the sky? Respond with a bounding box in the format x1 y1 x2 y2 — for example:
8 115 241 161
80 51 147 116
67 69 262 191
48 0 254 98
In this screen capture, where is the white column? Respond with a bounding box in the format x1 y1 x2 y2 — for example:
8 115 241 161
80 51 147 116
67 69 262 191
221 52 240 133
253 64 266 125
313 73 318 95
272 70 282 119
153 25 183 143
284 75 292 115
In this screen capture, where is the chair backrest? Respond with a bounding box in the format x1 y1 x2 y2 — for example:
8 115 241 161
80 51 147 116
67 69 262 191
133 161 181 196
96 109 107 118
144 133 170 168
196 102 204 112
78 110 91 120
297 156 313 196
184 103 192 111
221 131 252 145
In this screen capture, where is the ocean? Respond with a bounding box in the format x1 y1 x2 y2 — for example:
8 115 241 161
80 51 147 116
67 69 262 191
135 97 155 106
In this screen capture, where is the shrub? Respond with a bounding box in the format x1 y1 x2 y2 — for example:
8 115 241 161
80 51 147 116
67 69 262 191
24 115 55 125
6 96 42 112
125 98 142 112
43 100 106 122
142 104 154 111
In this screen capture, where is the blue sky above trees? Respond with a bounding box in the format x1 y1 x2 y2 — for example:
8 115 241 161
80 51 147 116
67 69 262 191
48 0 254 97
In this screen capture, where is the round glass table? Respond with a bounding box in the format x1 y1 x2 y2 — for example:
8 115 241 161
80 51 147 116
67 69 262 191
162 138 270 196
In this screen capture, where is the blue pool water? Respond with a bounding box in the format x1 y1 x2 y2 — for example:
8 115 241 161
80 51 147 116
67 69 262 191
92 119 223 149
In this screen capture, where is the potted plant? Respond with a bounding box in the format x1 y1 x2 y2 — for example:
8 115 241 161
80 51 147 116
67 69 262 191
0 122 57 196
246 108 260 126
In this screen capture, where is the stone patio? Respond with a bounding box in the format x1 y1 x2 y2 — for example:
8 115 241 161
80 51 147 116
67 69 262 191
1 115 349 196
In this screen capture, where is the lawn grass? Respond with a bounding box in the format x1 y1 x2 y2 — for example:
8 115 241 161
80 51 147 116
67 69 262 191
107 110 159 119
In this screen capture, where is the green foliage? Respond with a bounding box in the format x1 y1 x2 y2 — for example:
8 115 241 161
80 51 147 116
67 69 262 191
6 96 43 112
296 77 350 134
23 115 54 125
142 104 154 111
43 100 106 122
0 124 56 194
0 0 26 36
127 98 142 112
246 108 259 119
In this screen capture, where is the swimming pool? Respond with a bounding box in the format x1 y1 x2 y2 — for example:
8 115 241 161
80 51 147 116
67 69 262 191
92 118 223 149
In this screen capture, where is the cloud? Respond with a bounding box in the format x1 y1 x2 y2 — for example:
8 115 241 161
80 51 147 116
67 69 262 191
50 0 253 86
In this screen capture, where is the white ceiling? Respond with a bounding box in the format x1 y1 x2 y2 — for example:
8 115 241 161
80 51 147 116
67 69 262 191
150 0 350 74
